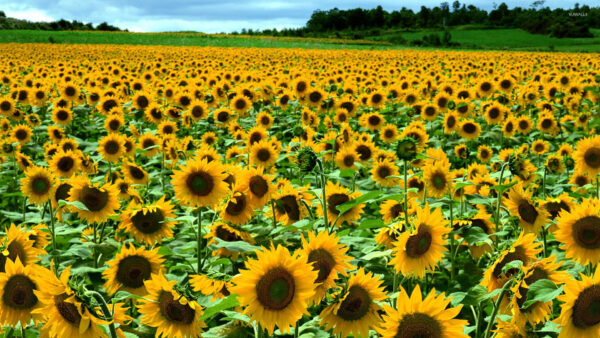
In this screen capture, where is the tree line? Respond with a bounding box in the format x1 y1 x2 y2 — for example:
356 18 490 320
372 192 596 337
0 11 123 31
240 2 600 39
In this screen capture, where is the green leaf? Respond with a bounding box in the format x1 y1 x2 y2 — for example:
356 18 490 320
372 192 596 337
464 227 493 246
361 249 392 261
212 239 259 253
358 219 384 230
489 180 518 195
502 260 523 275
336 190 383 215
112 290 143 302
522 279 563 309
58 200 90 212
201 295 240 320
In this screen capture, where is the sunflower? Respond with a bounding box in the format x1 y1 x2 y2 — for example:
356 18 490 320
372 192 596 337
481 232 542 292
542 193 574 222
554 266 600 338
555 198 600 265
237 167 274 208
171 157 229 208
371 159 400 187
457 119 481 140
353 139 376 162
32 266 107 338
320 268 386 337
298 231 354 305
231 244 317 335
532 139 550 155
335 146 358 170
51 107 73 126
231 95 251 114
122 161 149 185
98 96 120 115
103 243 164 296
477 79 494 97
390 204 450 278
516 116 534 134
20 166 56 206
380 199 416 224
48 150 80 178
0 257 44 326
477 145 493 163
273 184 313 226
455 208 495 260
504 183 549 233
205 222 255 259
27 223 50 249
189 274 233 301
0 224 43 273
509 256 570 327
67 175 120 224
139 273 206 338
360 112 385 131
570 171 591 193
11 124 32 145
120 197 176 245
317 181 364 226
0 97 16 116
219 185 255 225
98 133 126 163
424 160 453 198
377 284 468 338
104 114 124 133
573 135 600 177
249 139 278 169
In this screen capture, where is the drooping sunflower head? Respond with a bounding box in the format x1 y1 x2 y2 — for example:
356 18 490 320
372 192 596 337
390 204 450 278
504 183 548 233
556 267 600 338
320 268 387 338
481 232 542 291
67 176 121 224
299 231 354 305
120 197 176 245
0 224 44 273
139 273 206 338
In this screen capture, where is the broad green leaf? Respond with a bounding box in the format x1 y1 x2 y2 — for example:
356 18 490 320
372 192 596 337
336 190 383 215
201 295 240 320
522 279 563 309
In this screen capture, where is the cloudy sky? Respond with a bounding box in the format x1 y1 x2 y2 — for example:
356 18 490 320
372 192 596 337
2 0 591 33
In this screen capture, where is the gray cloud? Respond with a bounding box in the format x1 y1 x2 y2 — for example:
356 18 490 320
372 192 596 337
2 0 591 33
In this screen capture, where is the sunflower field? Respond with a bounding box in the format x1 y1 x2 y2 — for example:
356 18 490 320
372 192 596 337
0 43 599 338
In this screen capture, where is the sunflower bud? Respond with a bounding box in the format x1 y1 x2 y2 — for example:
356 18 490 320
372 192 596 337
297 147 318 174
396 137 417 161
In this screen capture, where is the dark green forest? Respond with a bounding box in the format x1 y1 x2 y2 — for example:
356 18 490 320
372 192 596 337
0 11 122 31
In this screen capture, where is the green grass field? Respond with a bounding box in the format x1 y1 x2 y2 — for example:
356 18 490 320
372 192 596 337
0 28 599 52
0 30 391 50
370 28 600 52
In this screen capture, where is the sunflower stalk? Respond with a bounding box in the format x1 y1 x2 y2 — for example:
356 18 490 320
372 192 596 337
494 162 509 248
316 159 329 234
448 193 455 281
403 160 409 228
197 208 204 273
86 291 118 338
483 279 514 338
46 201 59 272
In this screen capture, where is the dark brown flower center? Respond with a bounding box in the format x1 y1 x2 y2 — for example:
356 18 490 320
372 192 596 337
128 165 146 180
584 148 600 169
356 145 372 161
159 291 195 324
116 255 152 288
462 122 476 134
307 248 336 283
406 225 433 258
2 274 37 309
573 216 600 249
336 285 371 321
256 148 271 162
32 175 51 194
518 200 538 224
249 175 268 198
368 115 381 126
186 171 214 196
279 195 300 221
256 267 296 310
225 193 247 216
131 208 165 234
57 156 74 173
572 284 600 329
396 313 442 338
216 225 242 242
79 186 109 212
493 246 528 279
328 193 350 216
54 293 82 326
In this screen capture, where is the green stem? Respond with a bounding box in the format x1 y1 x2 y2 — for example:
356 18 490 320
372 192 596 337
541 226 548 258
484 280 513 338
494 163 508 247
86 291 118 338
449 194 455 280
270 200 277 228
596 177 599 199
197 208 203 274
21 325 26 338
403 160 409 224
47 202 58 272
317 160 329 233
542 168 547 198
